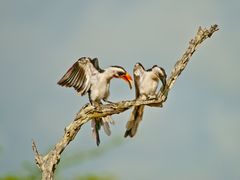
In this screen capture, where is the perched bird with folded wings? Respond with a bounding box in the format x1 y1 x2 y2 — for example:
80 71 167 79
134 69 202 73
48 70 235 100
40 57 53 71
124 63 167 138
58 57 132 146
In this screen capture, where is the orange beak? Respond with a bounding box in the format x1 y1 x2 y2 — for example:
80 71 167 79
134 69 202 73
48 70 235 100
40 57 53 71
120 73 133 89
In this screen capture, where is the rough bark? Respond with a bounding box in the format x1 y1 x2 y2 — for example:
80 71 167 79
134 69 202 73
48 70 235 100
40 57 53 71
32 25 219 180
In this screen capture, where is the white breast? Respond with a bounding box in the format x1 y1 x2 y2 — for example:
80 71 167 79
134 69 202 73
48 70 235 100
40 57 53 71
139 72 159 95
90 73 110 102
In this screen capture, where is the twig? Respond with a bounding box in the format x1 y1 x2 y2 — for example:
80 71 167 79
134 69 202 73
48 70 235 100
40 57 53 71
33 25 219 180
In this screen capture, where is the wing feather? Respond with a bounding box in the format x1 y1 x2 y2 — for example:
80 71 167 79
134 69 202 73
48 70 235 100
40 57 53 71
152 65 167 87
58 57 99 96
133 63 145 98
134 74 140 98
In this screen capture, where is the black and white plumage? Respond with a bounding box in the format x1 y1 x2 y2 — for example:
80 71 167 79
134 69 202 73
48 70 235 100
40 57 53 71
124 63 167 138
58 57 132 145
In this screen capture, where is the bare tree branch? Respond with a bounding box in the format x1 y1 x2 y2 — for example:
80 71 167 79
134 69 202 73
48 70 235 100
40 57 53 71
32 24 219 180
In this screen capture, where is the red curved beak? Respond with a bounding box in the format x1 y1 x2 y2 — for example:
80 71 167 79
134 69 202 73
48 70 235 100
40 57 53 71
120 73 133 89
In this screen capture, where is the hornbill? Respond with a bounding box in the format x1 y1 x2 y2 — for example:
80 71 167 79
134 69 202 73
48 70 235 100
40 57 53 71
124 63 167 138
57 57 132 146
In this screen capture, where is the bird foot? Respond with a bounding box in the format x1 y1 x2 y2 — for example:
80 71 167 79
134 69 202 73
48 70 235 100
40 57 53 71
147 94 158 100
138 94 147 100
92 103 101 108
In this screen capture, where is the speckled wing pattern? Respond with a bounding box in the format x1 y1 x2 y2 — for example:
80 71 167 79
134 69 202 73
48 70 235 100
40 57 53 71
57 57 99 96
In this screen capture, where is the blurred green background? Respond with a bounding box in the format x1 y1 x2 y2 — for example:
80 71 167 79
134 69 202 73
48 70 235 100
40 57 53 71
0 1 239 180
0 137 122 179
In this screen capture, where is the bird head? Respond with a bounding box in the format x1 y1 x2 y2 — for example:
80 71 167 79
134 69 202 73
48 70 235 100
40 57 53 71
110 66 133 89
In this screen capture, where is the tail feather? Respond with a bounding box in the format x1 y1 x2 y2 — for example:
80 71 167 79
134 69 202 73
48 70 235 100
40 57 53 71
91 116 114 146
124 105 144 138
101 116 111 136
91 119 100 146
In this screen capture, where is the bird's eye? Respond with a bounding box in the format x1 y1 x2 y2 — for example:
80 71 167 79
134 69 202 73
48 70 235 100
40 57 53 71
117 72 125 76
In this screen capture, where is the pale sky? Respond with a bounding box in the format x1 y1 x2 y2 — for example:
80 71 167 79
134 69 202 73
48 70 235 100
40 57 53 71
0 1 240 179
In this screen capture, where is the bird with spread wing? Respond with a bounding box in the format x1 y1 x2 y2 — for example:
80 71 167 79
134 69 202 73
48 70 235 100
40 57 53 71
58 57 132 145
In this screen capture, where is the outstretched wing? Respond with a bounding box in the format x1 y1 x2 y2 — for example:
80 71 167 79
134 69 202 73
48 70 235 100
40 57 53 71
133 63 145 98
57 57 99 96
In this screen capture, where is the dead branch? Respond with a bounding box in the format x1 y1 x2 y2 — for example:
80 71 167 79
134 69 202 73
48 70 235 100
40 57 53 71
32 24 219 180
